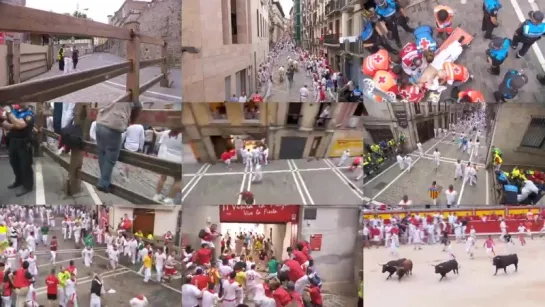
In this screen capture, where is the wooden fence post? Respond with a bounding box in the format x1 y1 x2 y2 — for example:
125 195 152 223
47 40 54 70
6 38 21 85
160 42 170 87
125 21 141 102
65 104 86 196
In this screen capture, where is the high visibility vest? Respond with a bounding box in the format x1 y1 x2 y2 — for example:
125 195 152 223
495 155 503 165
434 5 453 28
57 48 64 60
358 281 363 298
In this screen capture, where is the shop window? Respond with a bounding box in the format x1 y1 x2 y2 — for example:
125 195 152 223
243 102 260 120
209 103 228 120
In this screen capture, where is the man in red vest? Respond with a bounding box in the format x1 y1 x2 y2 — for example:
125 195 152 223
10 261 33 306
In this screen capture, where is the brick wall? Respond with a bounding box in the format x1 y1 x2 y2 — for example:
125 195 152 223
106 0 181 67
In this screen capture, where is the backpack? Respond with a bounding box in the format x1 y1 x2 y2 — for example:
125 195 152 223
484 0 502 13
198 229 206 239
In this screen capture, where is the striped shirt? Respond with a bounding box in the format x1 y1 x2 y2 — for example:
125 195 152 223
429 186 439 199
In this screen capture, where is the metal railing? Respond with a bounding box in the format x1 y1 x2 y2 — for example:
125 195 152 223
0 3 171 103
35 103 181 204
324 33 340 45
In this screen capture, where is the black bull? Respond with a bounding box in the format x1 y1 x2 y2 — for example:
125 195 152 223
493 254 518 275
379 258 413 281
431 259 459 281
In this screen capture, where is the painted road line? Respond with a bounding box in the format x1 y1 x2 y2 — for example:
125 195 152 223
509 0 545 70
324 159 364 199
34 248 106 255
236 163 251 205
371 134 452 201
37 257 82 268
181 164 211 202
84 181 103 205
35 160 46 205
288 160 311 205
95 254 182 294
486 168 490 205
105 81 182 100
181 164 209 192
183 166 351 177
291 160 315 205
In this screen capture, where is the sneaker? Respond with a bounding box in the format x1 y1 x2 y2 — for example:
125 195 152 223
56 148 63 155
153 194 164 202
163 198 174 205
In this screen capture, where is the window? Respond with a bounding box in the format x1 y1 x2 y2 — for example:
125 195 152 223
315 103 332 128
257 10 260 37
225 76 232 101
231 0 238 43
347 18 353 36
286 102 303 125
209 103 228 120
243 102 260 120
520 117 545 149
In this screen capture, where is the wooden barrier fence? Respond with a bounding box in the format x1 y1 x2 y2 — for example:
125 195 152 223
35 103 182 205
20 52 49 82
0 3 170 103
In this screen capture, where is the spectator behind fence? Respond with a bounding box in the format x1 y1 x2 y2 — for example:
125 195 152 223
94 102 142 193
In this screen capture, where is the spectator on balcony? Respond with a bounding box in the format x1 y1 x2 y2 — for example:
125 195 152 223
94 102 142 193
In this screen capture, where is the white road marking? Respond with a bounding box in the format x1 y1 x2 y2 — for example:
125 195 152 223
37 257 82 268
35 268 130 295
370 134 452 201
181 166 350 177
35 160 46 205
486 168 490 205
288 159 309 205
236 163 250 205
290 159 315 205
509 0 545 70
84 181 103 205
105 81 182 100
323 159 364 200
181 164 211 202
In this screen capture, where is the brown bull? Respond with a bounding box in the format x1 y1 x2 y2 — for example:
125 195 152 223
395 259 413 281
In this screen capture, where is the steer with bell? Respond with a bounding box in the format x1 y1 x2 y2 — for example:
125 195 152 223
431 259 459 281
493 254 518 275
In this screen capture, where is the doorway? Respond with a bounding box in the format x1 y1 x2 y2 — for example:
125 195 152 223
133 208 155 236
416 120 434 144
210 135 230 159
278 136 307 160
308 136 322 157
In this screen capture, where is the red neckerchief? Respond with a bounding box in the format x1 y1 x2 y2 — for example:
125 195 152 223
168 131 179 138
205 289 215 294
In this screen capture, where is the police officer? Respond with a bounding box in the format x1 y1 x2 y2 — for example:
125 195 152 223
486 37 510 75
482 0 502 39
375 0 414 48
493 69 528 102
361 14 398 54
1 103 35 197
511 11 545 58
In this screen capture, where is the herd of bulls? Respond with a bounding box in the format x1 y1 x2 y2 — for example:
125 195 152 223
378 254 519 282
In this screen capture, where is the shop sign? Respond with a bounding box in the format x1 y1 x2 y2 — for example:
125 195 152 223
329 139 364 157
309 234 323 251
220 205 299 223
394 110 408 128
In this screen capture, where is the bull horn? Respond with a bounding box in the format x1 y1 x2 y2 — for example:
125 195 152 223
429 264 436 267
378 262 385 266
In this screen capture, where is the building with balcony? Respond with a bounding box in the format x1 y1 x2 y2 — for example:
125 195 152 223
363 101 470 151
269 1 286 44
323 0 366 87
488 103 545 168
182 0 270 102
182 102 365 162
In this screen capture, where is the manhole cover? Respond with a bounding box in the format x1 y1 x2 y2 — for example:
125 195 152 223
375 182 387 190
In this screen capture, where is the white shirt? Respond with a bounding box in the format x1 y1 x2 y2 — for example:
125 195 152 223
155 252 166 266
433 151 441 160
201 289 219 307
144 129 154 142
124 124 145 152
89 121 97 141
299 87 309 97
445 189 458 204
238 96 247 102
518 226 526 233
157 130 182 163
181 284 201 307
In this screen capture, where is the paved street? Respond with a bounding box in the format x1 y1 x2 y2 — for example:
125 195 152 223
364 131 494 207
397 0 545 102
28 217 181 306
0 145 177 205
182 159 363 205
263 50 336 102
26 53 181 103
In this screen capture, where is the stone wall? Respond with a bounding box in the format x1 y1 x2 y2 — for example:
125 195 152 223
105 0 181 67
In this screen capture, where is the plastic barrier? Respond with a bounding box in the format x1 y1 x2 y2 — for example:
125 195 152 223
467 220 544 233
362 206 544 220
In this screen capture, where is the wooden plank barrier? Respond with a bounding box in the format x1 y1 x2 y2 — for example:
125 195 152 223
0 3 170 103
